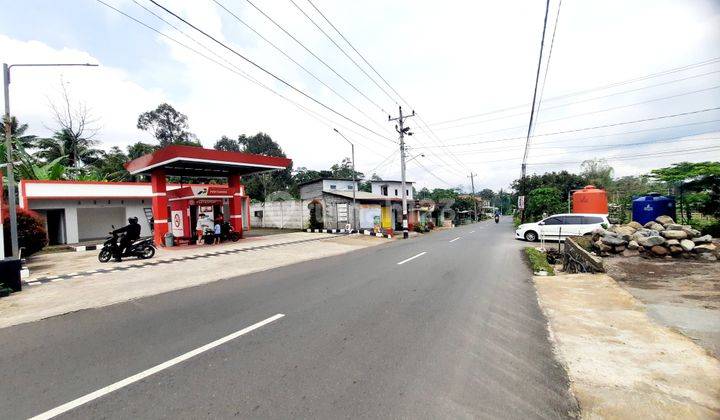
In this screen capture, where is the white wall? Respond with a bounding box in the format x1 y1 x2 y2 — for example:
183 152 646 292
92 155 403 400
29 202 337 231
371 182 414 200
250 201 305 229
322 179 357 192
78 207 125 240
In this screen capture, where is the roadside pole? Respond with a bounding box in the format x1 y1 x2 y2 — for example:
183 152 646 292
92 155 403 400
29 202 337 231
469 172 478 222
3 63 19 259
389 106 415 239
333 128 357 231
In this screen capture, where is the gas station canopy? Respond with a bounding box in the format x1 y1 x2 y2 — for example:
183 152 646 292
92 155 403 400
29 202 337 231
124 145 292 177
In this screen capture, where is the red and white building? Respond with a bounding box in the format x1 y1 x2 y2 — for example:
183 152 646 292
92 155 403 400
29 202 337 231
19 145 292 245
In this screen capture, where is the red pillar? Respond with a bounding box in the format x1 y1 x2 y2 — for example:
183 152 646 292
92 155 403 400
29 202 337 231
245 196 251 231
228 174 244 238
151 169 169 245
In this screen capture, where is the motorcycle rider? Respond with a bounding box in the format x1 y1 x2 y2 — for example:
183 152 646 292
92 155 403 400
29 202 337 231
494 210 500 223
111 217 141 262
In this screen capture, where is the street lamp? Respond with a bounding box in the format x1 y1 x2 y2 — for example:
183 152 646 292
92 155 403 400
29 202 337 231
332 128 357 231
3 62 98 260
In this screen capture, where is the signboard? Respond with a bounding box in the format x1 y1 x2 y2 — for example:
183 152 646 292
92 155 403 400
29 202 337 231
337 203 348 223
517 195 525 210
191 186 230 197
171 210 184 237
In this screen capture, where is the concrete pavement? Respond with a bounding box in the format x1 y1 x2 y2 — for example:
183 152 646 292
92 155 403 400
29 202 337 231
0 218 578 419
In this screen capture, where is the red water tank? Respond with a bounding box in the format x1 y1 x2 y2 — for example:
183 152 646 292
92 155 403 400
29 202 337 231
572 185 608 214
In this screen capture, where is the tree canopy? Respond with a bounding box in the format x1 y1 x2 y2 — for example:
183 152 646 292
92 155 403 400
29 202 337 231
137 103 199 147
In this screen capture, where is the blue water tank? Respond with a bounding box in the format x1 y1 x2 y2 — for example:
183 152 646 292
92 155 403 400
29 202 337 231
632 193 676 225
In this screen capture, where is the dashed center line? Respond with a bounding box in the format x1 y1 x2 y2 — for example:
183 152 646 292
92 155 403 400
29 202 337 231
469 230 475 234
449 237 461 243
28 314 286 420
397 252 427 265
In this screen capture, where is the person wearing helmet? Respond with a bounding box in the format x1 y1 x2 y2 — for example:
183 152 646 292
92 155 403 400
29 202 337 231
111 217 142 262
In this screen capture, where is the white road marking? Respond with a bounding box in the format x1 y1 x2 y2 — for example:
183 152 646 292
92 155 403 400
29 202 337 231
449 237 461 243
29 314 285 420
469 230 475 234
50 278 65 283
397 252 427 265
27 281 41 286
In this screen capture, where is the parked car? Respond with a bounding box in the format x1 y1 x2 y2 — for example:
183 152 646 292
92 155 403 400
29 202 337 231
515 213 610 242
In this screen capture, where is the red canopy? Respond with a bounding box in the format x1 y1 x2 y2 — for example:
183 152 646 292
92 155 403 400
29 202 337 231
125 145 292 176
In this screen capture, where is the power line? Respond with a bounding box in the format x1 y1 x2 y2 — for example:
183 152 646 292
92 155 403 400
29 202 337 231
241 0 388 115
97 0 391 158
526 145 720 167
296 0 472 177
211 0 394 138
433 68 720 132
411 159 454 187
431 56 720 126
443 119 720 153
529 0 562 144
287 0 398 107
148 0 396 144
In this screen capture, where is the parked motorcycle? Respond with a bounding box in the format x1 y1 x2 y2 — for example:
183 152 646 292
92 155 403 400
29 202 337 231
98 228 156 263
201 222 241 245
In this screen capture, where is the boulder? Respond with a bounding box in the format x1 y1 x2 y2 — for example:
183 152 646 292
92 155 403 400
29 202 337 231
668 245 683 254
646 222 665 232
681 227 701 238
694 243 717 254
680 239 695 252
627 221 643 230
638 236 665 247
614 245 626 253
665 239 680 246
651 245 668 256
612 225 636 239
601 236 626 246
595 240 612 252
661 230 688 240
627 240 639 250
698 253 718 262
666 224 683 231
622 249 639 257
656 215 675 226
693 235 713 244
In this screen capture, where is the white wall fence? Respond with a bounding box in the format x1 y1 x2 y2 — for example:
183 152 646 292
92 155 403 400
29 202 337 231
250 201 306 229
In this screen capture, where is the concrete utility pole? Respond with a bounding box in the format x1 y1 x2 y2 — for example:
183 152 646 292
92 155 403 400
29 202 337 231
3 62 97 260
333 128 357 231
389 106 415 239
468 173 478 222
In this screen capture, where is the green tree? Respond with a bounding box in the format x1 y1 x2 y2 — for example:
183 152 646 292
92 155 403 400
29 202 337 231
512 170 586 202
127 142 157 160
647 161 720 221
525 187 565 222
478 188 494 201
137 103 200 147
35 128 103 167
91 147 132 181
236 132 293 200
581 158 614 189
4 116 37 149
359 173 381 192
214 135 241 151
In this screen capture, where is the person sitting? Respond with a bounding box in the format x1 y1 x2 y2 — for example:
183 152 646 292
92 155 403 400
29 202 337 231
112 217 141 262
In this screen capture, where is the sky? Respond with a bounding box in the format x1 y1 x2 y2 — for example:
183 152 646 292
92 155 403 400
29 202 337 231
1 0 719 192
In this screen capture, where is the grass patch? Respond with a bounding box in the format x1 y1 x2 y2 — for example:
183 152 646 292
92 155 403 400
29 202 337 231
525 247 555 275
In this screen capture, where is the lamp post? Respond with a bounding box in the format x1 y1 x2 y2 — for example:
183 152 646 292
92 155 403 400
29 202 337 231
3 62 98 260
332 128 357 231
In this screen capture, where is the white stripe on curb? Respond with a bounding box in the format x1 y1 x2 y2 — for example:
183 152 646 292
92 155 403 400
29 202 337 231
28 314 285 420
449 237 461 243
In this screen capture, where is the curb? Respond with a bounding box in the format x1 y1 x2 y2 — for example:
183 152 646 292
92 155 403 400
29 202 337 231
305 228 393 239
24 236 331 288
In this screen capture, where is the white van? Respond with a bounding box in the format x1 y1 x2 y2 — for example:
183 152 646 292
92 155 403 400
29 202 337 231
515 213 609 242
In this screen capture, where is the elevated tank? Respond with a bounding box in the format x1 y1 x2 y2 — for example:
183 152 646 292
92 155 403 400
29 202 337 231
632 193 676 225
572 185 608 214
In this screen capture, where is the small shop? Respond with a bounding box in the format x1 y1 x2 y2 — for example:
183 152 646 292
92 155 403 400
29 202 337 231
167 185 243 241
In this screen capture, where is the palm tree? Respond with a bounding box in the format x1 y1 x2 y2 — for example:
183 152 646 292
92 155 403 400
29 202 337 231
35 129 103 168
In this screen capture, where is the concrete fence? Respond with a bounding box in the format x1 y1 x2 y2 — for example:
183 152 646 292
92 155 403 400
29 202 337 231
250 201 305 229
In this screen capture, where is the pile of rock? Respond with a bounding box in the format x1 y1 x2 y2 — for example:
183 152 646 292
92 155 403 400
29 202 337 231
590 215 719 261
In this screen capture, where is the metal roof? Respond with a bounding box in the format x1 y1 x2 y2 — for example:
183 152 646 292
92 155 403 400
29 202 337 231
124 145 292 177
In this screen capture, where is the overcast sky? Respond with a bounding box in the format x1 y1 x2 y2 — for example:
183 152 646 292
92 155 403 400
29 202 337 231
2 0 719 191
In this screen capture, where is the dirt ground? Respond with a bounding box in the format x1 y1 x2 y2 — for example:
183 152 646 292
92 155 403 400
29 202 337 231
534 273 720 419
605 257 720 358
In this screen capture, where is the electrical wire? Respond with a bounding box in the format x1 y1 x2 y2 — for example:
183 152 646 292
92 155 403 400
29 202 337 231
431 56 720 126
210 0 394 138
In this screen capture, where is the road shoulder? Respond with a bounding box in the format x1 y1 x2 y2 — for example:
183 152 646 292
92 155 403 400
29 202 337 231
534 273 720 418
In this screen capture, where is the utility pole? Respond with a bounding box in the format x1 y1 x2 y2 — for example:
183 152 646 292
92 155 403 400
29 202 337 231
389 106 415 239
468 173 478 222
333 128 357 231
3 62 97 260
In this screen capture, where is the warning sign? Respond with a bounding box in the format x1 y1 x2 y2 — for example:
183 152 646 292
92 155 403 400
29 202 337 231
171 210 184 237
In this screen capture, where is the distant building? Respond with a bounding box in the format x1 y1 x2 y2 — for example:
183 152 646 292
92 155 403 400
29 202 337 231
370 180 414 201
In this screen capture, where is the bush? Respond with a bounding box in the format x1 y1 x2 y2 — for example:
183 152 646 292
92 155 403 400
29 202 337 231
524 247 555 275
689 218 720 237
2 206 48 257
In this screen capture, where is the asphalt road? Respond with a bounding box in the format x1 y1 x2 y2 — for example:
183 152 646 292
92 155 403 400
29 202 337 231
0 218 578 419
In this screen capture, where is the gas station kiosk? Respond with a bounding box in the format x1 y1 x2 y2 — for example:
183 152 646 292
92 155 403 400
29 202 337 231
124 145 292 246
